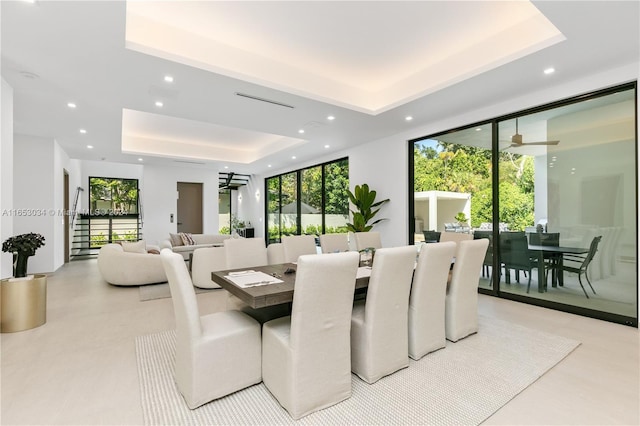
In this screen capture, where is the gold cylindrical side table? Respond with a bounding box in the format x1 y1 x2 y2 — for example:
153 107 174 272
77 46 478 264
0 274 47 333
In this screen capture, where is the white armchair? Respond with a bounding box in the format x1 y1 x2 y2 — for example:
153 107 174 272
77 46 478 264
97 243 167 286
408 241 456 360
350 245 416 384
160 249 262 409
262 252 359 419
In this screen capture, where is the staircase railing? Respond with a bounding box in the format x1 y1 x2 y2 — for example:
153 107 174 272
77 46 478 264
71 186 84 228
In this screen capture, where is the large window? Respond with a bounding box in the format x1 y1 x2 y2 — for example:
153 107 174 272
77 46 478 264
87 177 140 246
266 158 349 243
89 177 138 215
410 83 637 327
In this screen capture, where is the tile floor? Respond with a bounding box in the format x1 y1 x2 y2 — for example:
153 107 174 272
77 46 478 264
1 259 638 425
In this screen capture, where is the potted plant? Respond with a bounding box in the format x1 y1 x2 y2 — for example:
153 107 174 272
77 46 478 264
1 233 47 333
454 212 469 226
230 214 246 237
3 232 46 278
346 184 390 233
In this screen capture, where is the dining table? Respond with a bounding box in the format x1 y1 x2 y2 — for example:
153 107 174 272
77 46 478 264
527 244 589 293
211 262 372 309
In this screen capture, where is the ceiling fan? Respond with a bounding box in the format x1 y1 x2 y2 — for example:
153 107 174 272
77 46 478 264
504 118 560 149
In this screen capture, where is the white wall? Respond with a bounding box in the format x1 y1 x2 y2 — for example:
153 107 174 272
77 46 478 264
141 164 219 245
345 137 407 248
1 78 14 278
13 134 55 273
53 144 82 269
236 176 262 237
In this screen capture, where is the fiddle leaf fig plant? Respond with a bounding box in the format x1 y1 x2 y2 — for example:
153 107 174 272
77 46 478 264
346 184 390 233
2 233 46 278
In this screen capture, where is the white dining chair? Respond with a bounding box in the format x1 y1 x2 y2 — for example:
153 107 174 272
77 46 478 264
439 231 473 257
191 246 226 289
408 241 457 360
262 251 359 419
160 249 262 409
349 231 382 251
281 235 318 262
350 245 416 384
445 239 489 342
267 242 286 264
319 233 350 253
224 237 268 269
223 238 289 322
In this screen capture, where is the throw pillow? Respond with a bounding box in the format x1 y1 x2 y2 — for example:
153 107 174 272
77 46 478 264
169 233 183 247
180 232 195 246
121 240 147 254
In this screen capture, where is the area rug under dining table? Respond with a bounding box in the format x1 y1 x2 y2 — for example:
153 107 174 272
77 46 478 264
135 315 579 425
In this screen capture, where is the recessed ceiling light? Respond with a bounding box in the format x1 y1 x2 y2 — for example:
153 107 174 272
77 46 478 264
405 116 413 121
164 75 174 83
224 166 229 169
327 115 335 121
544 67 555 75
324 144 330 149
79 129 87 134
475 128 482 131
268 164 272 168
138 158 143 162
67 102 76 108
298 129 305 134
291 156 297 160
87 145 93 149
155 101 164 107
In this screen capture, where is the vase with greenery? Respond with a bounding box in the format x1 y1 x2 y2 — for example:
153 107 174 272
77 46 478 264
346 184 390 233
2 233 46 278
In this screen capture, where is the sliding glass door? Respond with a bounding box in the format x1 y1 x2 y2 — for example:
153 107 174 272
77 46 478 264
497 87 637 323
410 82 637 326
412 124 493 290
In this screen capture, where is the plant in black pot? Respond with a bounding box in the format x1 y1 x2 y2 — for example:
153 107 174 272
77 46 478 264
346 184 390 233
1 233 47 333
2 232 46 278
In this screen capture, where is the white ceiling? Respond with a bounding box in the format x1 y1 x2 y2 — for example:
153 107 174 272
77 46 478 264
1 1 638 175
125 1 563 113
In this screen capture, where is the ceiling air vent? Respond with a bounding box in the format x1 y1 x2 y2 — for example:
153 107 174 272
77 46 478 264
173 160 206 165
235 92 294 109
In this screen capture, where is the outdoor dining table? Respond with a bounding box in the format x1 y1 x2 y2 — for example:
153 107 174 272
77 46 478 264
528 244 590 293
211 262 372 309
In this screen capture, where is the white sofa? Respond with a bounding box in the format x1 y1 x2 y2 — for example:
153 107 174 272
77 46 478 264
160 233 232 260
97 243 167 286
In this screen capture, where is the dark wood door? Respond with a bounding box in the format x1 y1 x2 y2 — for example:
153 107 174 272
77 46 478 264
177 182 203 234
